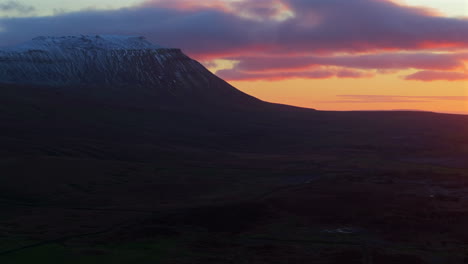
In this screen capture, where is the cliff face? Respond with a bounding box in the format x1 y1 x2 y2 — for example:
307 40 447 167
0 35 259 104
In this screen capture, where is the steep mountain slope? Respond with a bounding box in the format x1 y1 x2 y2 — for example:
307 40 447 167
0 35 260 107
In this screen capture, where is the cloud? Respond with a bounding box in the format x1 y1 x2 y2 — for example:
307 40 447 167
217 68 372 81
213 51 468 80
223 52 467 73
333 95 468 103
315 53 467 71
141 0 229 12
0 7 259 55
0 1 35 14
336 69 375 78
1 0 468 53
229 0 294 21
277 0 468 53
0 0 468 81
405 70 468 81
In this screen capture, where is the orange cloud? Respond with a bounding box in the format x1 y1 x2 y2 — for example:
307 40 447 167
335 95 468 103
405 71 468 81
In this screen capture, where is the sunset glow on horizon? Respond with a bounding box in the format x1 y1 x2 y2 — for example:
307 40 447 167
0 0 467 114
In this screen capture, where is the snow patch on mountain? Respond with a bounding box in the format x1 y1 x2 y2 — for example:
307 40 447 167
0 35 210 88
4 35 165 52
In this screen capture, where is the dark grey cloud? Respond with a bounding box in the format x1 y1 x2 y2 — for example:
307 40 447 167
0 7 257 55
0 1 35 14
1 0 467 54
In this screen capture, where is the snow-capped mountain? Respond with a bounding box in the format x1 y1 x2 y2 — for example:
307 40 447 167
0 35 257 104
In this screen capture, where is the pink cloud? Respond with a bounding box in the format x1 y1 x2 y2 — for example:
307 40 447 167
217 68 372 81
337 69 375 78
225 52 467 73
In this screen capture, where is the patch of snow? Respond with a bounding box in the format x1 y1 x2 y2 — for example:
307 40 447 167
0 35 201 87
3 35 165 52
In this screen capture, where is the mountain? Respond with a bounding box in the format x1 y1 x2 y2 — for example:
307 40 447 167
0 35 314 159
0 35 260 108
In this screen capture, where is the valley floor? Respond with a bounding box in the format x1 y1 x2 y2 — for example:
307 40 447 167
1 84 468 263
1 150 468 264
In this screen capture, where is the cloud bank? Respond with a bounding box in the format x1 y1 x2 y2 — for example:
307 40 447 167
0 0 467 81
0 1 35 14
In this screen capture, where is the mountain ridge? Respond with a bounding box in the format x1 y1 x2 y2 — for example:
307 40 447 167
2 35 166 52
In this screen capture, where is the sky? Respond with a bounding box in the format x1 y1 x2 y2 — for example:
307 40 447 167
0 0 467 114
